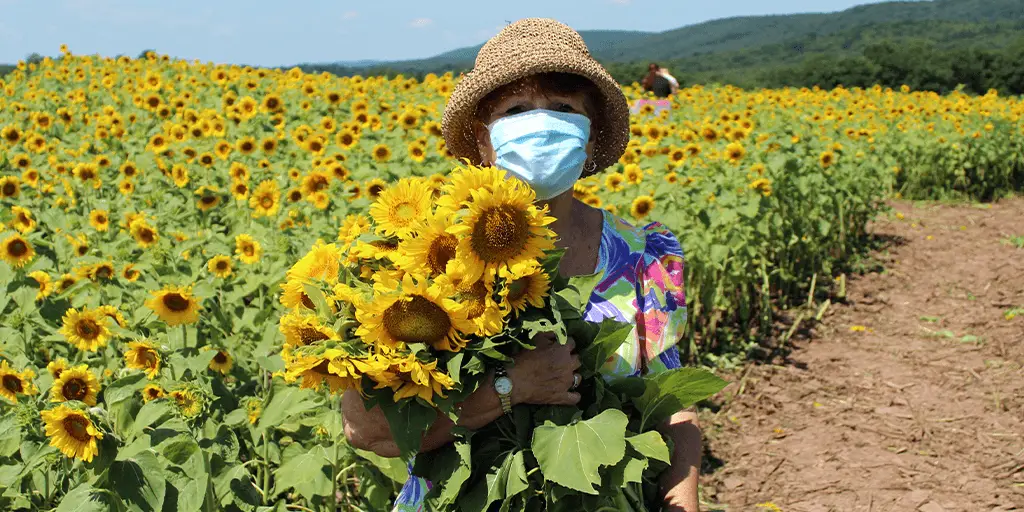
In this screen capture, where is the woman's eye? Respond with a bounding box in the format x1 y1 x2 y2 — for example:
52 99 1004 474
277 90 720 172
554 103 577 113
504 105 527 116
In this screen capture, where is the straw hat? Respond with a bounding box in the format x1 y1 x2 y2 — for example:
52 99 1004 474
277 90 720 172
441 18 629 174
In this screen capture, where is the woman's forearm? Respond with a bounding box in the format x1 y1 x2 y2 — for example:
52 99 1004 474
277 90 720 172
343 372 507 457
658 410 702 512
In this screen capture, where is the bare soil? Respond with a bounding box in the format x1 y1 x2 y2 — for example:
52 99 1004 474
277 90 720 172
702 198 1024 512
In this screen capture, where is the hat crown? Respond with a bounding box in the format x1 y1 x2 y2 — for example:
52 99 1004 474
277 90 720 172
475 18 590 69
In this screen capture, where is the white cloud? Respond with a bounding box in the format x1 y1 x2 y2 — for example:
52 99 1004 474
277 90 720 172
342 10 358 20
409 18 433 28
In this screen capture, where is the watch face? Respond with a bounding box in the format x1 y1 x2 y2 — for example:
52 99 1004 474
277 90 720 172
494 376 513 395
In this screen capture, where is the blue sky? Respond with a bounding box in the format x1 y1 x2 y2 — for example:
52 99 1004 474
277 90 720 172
0 0 888 66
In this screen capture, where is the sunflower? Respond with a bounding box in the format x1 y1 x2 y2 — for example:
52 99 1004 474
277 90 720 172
624 164 644 185
208 349 233 374
249 179 281 217
278 309 340 349
310 191 330 210
366 178 388 199
283 350 358 394
169 387 206 419
500 266 551 316
390 356 455 405
440 275 505 337
88 209 110 231
408 143 426 163
446 177 556 285
121 340 161 379
195 186 222 211
335 130 358 149
819 150 836 168
245 398 262 424
371 143 392 163
369 177 432 240
81 261 115 281
230 181 250 201
145 286 201 326
604 172 625 192
392 214 458 276
355 274 474 352
207 255 233 278
630 195 655 220
237 136 257 155
10 206 35 233
129 218 159 248
749 178 773 197
40 405 104 462
1 233 35 268
725 142 746 163
287 240 341 282
55 274 77 294
0 361 37 403
230 162 250 181
50 365 101 406
337 214 371 244
119 179 135 195
59 307 112 352
0 177 20 198
435 165 506 213
121 264 141 282
235 234 262 264
28 270 52 300
141 384 165 402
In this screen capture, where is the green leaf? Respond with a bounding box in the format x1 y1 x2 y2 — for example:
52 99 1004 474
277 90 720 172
104 373 148 405
606 456 647 487
531 409 629 494
502 450 529 506
631 368 727 430
127 400 175 438
422 440 472 508
625 431 671 464
379 400 437 460
56 482 121 512
0 417 22 457
355 449 410 484
578 319 632 377
256 382 316 431
110 449 166 512
459 449 515 512
274 445 333 499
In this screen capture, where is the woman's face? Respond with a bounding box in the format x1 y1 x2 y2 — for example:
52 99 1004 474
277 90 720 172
474 85 596 167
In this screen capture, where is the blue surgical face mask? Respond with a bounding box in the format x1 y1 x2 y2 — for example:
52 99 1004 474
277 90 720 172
488 109 591 200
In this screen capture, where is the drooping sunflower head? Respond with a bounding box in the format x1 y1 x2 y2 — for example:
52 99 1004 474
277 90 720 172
28 270 53 300
287 240 341 283
58 307 112 352
500 266 551 316
11 206 35 233
355 274 475 352
145 286 201 326
40 405 104 462
1 233 35 268
49 365 101 406
445 177 556 285
124 340 161 379
55 274 78 294
368 177 433 240
282 348 359 395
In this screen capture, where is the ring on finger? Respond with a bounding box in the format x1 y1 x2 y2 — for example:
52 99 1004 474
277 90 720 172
570 373 582 390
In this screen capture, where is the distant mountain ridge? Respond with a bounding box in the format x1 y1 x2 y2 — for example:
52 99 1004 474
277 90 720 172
299 0 1023 75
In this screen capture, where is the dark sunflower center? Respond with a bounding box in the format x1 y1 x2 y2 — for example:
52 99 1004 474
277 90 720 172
461 281 489 320
2 375 22 393
383 295 451 344
139 229 154 242
76 319 100 339
260 196 274 209
162 293 190 312
297 326 329 345
506 276 531 303
77 246 89 256
241 142 253 151
201 197 217 205
139 349 157 367
470 205 530 263
62 378 87 401
96 266 113 279
368 184 385 197
2 183 15 195
242 244 255 256
427 234 458 275
216 260 228 270
63 416 92 442
147 388 161 398
7 239 27 257
213 352 228 364
635 201 652 215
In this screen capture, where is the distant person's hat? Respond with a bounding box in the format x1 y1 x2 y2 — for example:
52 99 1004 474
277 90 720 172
442 18 629 174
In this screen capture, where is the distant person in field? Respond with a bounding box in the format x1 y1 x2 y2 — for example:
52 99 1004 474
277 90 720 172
659 65 680 94
642 62 674 98
344 18 702 512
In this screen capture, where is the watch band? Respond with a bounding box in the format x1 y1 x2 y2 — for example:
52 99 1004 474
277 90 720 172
494 367 513 415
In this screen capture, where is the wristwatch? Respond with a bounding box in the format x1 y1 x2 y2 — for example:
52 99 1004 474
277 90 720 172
493 366 513 415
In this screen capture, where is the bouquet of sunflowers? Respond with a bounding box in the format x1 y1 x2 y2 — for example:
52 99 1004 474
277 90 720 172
276 165 725 511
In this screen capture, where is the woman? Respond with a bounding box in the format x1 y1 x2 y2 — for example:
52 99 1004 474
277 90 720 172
343 18 703 512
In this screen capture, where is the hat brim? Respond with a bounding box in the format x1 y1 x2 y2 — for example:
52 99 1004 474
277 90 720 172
442 46 629 176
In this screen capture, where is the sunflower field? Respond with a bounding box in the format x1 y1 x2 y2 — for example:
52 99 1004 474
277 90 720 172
0 48 1022 511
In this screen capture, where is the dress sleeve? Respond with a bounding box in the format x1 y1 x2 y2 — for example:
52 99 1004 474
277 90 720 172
634 221 687 374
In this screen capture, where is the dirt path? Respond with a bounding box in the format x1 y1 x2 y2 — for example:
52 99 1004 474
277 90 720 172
703 199 1024 512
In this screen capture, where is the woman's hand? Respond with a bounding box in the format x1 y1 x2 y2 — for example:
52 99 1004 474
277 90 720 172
507 332 582 407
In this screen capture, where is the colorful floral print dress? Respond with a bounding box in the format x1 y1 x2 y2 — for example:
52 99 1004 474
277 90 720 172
392 211 687 511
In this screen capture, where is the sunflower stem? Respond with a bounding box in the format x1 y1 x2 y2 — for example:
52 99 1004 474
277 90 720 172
261 432 270 505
